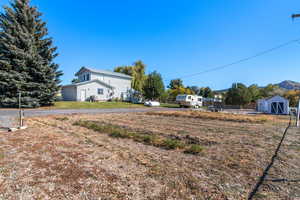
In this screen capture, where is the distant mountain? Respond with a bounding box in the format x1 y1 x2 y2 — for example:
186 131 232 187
214 80 300 93
277 80 300 90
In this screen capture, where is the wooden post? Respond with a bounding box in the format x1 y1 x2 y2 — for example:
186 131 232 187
296 99 300 127
19 92 23 128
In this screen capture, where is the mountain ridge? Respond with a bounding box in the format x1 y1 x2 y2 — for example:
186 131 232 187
214 80 300 92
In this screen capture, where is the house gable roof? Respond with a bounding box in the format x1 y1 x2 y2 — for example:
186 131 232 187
75 67 132 79
62 79 115 89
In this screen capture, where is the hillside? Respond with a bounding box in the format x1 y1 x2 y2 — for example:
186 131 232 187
277 80 300 90
215 80 300 93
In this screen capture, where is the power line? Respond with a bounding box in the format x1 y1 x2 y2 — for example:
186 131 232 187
165 38 300 82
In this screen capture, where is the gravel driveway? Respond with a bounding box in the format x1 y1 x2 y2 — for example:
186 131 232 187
0 107 180 128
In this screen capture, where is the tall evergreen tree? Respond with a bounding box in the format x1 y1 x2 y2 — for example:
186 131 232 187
0 0 62 108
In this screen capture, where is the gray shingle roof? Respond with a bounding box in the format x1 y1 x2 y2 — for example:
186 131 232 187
76 67 132 79
62 79 115 89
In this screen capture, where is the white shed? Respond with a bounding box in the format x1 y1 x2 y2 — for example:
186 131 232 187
257 95 289 115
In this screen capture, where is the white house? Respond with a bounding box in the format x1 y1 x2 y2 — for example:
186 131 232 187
62 67 132 102
257 95 289 115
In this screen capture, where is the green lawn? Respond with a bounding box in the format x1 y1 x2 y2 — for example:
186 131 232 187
160 103 180 108
51 101 145 109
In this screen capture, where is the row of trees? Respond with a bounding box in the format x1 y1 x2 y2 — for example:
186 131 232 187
114 63 218 103
224 83 299 106
116 64 299 107
0 0 62 108
114 61 164 100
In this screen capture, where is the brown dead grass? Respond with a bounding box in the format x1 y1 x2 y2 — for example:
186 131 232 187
146 110 289 124
0 110 299 199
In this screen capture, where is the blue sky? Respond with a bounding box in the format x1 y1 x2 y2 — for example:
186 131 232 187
1 0 300 89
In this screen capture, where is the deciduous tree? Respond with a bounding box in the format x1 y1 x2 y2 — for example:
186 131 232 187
168 79 183 89
143 71 164 100
225 83 252 105
114 60 146 93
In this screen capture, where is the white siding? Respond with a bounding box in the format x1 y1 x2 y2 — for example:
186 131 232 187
90 72 131 100
63 68 132 102
76 81 111 101
257 96 289 115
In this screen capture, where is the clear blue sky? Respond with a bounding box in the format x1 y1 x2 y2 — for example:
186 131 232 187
1 0 300 90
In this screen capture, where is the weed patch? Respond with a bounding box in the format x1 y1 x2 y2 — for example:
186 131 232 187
55 116 69 121
184 145 203 155
74 120 201 155
146 111 287 124
162 139 184 150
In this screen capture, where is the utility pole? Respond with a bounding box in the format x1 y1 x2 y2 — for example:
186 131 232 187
292 13 300 126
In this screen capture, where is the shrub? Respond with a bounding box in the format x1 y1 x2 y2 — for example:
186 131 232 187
110 130 127 138
162 139 184 150
55 117 69 121
74 120 203 156
184 145 203 155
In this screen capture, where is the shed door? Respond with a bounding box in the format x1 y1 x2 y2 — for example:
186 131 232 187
271 102 277 114
80 90 86 102
278 102 284 114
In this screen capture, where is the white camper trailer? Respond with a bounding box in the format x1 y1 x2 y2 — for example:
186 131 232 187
176 95 203 108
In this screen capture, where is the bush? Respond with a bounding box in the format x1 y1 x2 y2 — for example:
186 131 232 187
74 120 203 156
87 95 97 102
184 145 203 155
55 117 69 121
110 130 127 138
162 139 184 150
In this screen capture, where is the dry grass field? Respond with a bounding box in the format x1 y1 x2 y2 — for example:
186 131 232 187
0 110 299 199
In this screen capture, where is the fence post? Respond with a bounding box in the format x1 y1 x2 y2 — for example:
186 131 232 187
296 99 300 127
18 92 23 127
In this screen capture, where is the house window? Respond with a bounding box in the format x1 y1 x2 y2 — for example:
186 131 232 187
86 74 90 81
98 88 104 95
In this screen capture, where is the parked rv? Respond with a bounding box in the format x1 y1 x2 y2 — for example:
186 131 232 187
176 95 203 108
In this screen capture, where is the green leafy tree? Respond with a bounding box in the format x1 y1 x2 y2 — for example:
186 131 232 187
168 79 183 89
187 86 200 95
199 87 214 98
132 60 147 92
248 84 262 102
143 71 165 100
284 90 300 107
114 65 133 76
260 84 279 97
225 83 252 105
0 0 62 108
114 60 146 93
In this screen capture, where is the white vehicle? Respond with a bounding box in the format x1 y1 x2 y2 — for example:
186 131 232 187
176 95 203 108
144 101 161 107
